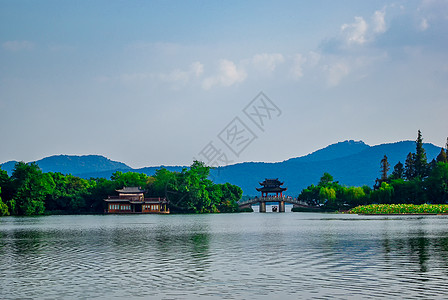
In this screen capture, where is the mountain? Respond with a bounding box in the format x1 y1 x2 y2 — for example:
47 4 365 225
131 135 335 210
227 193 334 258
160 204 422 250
0 155 131 176
1 140 443 195
209 140 442 195
286 140 370 163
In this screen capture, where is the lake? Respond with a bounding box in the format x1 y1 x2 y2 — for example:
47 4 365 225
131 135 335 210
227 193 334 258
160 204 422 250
2 211 448 299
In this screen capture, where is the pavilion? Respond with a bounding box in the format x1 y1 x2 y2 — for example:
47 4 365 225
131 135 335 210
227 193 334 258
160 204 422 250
104 187 169 214
256 178 287 198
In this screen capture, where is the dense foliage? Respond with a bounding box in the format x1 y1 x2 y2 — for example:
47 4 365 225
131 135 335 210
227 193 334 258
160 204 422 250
297 172 371 210
0 161 242 216
297 131 448 211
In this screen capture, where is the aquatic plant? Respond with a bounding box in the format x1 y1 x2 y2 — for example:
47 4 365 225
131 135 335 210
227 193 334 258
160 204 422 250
348 204 448 214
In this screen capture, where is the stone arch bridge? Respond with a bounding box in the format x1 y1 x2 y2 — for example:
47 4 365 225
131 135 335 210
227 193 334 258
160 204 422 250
237 196 309 213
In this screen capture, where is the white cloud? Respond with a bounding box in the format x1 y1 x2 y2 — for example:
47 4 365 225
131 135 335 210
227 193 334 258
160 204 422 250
341 17 368 45
324 62 350 87
202 59 247 90
2 40 34 51
419 18 429 30
252 53 284 72
372 10 386 33
307 51 321 67
290 54 306 79
158 61 204 85
113 61 204 89
190 61 204 77
338 9 389 48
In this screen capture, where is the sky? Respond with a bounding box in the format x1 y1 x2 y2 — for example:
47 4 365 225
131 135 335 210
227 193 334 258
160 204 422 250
1 0 447 168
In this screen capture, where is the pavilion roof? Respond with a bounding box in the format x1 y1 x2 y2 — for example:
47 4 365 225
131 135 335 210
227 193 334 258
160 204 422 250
116 187 145 194
259 178 284 186
256 186 287 192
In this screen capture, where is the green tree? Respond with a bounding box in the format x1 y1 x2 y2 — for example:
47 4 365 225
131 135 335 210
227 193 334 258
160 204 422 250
0 167 14 210
298 184 320 206
319 186 336 204
46 173 93 213
111 171 148 189
414 130 428 178
370 182 394 204
391 161 404 179
178 161 215 213
436 148 447 163
0 187 10 216
11 162 55 215
216 182 243 213
380 155 390 181
425 162 448 204
389 178 426 204
404 152 416 180
318 172 334 186
150 161 225 213
344 186 367 207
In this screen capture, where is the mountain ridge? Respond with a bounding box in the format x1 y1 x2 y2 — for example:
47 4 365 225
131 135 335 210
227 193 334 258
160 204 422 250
1 140 443 195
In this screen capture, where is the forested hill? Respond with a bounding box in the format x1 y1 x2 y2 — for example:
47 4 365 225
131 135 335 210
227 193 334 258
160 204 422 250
0 140 443 195
0 155 132 176
210 140 442 195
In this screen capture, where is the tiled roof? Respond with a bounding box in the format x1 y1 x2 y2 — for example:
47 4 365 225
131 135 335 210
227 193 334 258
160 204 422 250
116 187 145 193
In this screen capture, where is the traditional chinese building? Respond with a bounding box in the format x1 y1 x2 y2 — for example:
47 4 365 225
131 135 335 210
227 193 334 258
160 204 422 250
256 178 287 198
104 187 169 214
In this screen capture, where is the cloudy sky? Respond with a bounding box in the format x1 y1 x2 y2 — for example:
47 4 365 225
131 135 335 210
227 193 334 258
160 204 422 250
1 0 447 168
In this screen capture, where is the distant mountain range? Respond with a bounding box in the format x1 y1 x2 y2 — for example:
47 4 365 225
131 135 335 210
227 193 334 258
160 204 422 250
1 140 442 196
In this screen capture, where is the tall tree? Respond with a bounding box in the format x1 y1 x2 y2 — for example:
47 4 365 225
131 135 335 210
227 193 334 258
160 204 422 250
391 161 404 179
380 155 390 181
437 148 447 163
414 130 428 178
404 152 416 180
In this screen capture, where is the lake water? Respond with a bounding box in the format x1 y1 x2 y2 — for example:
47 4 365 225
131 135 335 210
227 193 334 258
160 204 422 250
2 211 448 299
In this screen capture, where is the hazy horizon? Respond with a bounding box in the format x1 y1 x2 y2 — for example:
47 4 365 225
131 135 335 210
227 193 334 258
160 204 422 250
1 138 443 169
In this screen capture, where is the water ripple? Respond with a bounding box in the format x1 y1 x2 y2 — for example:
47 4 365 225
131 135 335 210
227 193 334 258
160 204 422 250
2 214 448 299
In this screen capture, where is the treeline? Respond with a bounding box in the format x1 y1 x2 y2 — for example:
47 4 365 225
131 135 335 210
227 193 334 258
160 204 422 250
297 131 448 210
0 161 242 216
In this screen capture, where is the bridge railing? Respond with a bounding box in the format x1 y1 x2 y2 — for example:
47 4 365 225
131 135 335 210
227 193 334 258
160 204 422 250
237 196 309 206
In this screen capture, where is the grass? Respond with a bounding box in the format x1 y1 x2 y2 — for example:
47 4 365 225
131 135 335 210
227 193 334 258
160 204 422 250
348 204 448 215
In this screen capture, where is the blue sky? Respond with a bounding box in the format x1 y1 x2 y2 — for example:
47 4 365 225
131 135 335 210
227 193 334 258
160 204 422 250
1 0 447 168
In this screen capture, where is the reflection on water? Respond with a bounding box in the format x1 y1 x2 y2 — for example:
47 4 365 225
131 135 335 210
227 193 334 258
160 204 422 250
2 214 448 299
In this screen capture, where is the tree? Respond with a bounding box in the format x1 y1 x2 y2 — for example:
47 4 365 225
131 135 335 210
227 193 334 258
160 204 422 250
380 155 390 181
391 161 404 179
298 184 320 206
404 152 416 180
425 162 448 204
414 130 428 178
0 187 10 216
216 183 242 213
370 182 394 204
318 173 334 186
111 171 148 189
319 186 336 204
436 148 447 163
149 161 240 213
10 162 54 215
343 186 367 207
46 173 93 212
